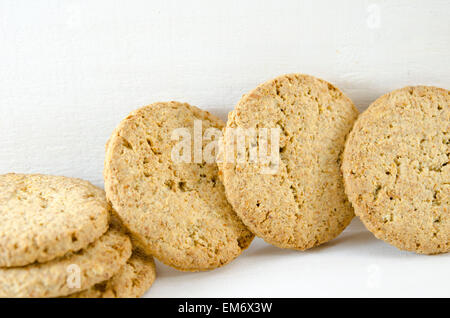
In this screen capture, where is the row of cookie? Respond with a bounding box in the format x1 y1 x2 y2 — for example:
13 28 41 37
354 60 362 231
105 73 448 275
103 74 356 271
0 174 156 297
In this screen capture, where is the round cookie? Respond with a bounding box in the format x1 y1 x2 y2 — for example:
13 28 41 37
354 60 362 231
342 86 449 254
0 229 132 298
104 102 254 271
219 74 359 250
68 251 156 298
0 174 110 267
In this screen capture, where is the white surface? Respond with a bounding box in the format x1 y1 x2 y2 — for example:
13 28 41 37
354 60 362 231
149 219 450 298
0 0 449 297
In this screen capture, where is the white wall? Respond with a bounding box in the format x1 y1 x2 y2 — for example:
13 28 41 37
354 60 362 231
1 0 449 187
1 0 449 298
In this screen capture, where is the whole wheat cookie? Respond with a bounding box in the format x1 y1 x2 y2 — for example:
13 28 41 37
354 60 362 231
219 74 359 250
342 86 449 254
0 173 110 267
68 250 156 298
104 102 254 271
0 229 132 298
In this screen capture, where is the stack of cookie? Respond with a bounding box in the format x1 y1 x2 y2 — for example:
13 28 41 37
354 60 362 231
0 174 156 298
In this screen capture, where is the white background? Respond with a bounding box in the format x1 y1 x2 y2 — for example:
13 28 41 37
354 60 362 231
0 0 449 297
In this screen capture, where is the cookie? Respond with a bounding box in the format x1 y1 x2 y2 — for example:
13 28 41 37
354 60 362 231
0 173 110 267
66 214 157 298
219 74 359 250
104 102 254 271
342 86 449 254
68 250 156 298
0 229 132 298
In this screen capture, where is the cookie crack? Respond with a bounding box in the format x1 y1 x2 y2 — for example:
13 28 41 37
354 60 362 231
276 106 304 220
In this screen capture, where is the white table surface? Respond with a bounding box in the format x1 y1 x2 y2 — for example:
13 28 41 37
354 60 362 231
0 0 449 298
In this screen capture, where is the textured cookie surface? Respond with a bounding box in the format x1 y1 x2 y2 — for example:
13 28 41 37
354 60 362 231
104 102 254 271
0 174 110 267
220 74 359 250
68 251 156 298
342 86 449 254
0 229 132 298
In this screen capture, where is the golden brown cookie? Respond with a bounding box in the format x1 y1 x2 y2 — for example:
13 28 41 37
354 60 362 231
0 173 110 267
342 86 449 254
104 102 254 271
219 74 359 250
0 229 132 298
68 250 156 298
